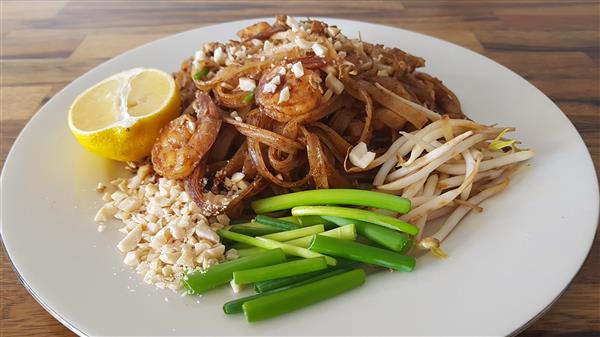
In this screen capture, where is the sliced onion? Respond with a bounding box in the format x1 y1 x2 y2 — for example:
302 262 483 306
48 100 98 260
303 128 330 189
358 88 373 144
329 107 359 135
344 78 429 128
310 122 352 164
224 116 304 154
213 85 252 108
374 107 407 130
248 137 309 188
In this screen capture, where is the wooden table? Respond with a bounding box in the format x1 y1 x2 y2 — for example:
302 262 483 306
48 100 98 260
1 1 598 335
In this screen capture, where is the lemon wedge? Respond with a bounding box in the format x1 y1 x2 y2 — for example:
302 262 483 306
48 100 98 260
68 68 180 162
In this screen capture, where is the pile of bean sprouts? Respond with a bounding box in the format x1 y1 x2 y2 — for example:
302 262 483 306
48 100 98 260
360 117 534 255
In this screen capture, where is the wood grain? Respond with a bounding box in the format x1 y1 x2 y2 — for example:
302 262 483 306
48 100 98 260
1 1 598 336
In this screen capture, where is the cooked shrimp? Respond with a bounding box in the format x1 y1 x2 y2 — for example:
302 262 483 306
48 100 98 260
237 21 272 40
256 63 322 122
151 92 223 179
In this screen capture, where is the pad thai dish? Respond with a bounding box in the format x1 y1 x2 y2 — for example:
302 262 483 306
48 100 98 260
79 16 534 322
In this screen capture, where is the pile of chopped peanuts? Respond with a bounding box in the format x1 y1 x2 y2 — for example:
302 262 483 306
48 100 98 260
94 162 238 292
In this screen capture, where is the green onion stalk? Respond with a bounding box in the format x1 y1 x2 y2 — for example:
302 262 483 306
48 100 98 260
241 269 366 322
251 189 411 214
182 249 286 294
292 206 418 235
321 216 413 253
218 230 337 265
309 235 416 272
232 257 328 285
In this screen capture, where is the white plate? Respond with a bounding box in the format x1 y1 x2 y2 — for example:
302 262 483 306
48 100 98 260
1 18 598 336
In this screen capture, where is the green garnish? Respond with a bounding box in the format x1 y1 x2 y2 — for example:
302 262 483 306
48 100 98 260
229 222 283 236
243 91 255 103
193 67 209 81
224 267 351 314
181 249 285 294
309 235 416 272
260 225 325 242
251 189 411 214
284 224 356 248
322 216 413 253
291 205 418 235
253 260 355 294
254 215 300 231
232 257 328 285
241 269 366 322
217 230 337 265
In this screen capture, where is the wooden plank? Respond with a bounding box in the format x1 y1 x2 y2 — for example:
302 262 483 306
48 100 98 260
493 3 600 16
0 86 52 120
498 14 599 31
0 249 70 336
413 30 484 52
391 17 506 32
2 29 85 59
1 59 97 86
1 1 67 35
477 30 600 51
484 51 596 79
557 102 600 168
530 78 599 101
69 33 167 59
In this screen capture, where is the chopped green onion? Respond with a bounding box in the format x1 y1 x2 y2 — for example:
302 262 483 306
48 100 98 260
218 230 337 265
275 215 333 228
182 249 285 294
285 224 356 248
297 215 331 226
254 260 355 293
279 216 301 224
261 225 324 241
224 267 350 314
257 237 337 266
251 189 411 214
218 230 265 246
229 222 283 236
233 257 328 285
193 67 209 81
255 215 300 230
229 216 302 236
230 218 252 225
322 216 413 253
309 235 416 272
292 205 418 235
243 91 255 103
231 242 252 249
242 269 366 322
237 247 266 257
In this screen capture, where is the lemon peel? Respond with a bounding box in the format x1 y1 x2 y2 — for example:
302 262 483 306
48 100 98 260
68 68 180 162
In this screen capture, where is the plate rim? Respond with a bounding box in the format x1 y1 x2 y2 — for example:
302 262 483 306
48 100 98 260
1 16 598 337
